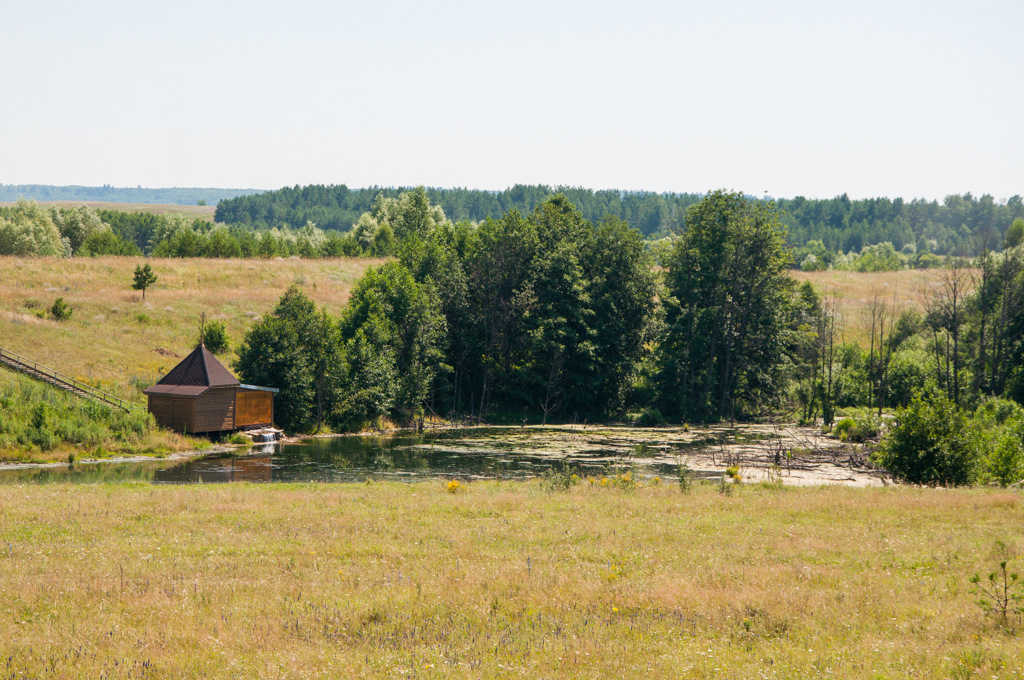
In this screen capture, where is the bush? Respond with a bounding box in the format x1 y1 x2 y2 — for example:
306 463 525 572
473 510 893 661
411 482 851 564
875 389 979 486
834 412 880 442
201 320 230 355
834 417 856 439
50 297 73 321
637 408 664 427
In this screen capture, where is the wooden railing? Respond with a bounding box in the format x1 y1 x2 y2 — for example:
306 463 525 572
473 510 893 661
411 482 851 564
0 347 138 412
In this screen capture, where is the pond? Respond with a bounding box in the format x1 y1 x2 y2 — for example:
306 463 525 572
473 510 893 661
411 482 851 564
0 425 882 486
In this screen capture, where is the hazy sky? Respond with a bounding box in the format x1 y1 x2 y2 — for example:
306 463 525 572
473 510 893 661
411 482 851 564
3 0 1021 200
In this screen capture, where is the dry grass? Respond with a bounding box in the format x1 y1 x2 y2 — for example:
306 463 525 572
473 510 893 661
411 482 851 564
0 482 1022 678
791 269 976 346
0 256 379 400
0 201 218 220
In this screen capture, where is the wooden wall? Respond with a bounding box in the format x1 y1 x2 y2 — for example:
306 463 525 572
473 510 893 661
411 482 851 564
148 395 194 433
235 389 273 428
193 388 236 433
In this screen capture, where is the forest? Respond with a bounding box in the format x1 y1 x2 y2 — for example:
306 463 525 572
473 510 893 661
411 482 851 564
227 189 1024 486
5 185 1024 271
213 183 1024 255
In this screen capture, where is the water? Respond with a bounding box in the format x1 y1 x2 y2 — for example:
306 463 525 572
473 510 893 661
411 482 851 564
0 427 703 485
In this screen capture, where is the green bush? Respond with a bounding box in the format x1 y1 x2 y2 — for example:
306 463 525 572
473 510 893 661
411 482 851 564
834 417 856 439
875 389 979 486
201 320 230 355
637 408 665 427
50 297 73 321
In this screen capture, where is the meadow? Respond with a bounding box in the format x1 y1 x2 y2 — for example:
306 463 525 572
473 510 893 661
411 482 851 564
0 200 217 221
0 256 380 396
0 481 1021 678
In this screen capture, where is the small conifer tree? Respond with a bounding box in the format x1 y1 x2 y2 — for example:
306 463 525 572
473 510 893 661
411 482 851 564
132 263 157 300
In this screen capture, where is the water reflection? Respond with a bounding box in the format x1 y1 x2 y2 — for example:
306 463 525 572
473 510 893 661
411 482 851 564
1 428 692 485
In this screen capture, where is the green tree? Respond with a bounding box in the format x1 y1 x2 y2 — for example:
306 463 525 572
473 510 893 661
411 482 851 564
131 263 157 300
200 320 230 355
655 191 792 421
337 262 446 427
875 388 979 486
234 286 340 432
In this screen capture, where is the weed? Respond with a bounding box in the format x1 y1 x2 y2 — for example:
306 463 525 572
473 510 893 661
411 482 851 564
446 479 462 494
970 561 1023 625
677 456 693 493
541 463 581 492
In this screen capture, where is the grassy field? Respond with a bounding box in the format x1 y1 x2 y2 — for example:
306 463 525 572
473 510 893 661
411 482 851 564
791 268 963 346
0 256 379 399
0 200 218 221
0 481 1021 678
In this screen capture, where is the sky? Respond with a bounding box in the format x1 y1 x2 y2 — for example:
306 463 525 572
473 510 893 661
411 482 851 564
2 0 1022 200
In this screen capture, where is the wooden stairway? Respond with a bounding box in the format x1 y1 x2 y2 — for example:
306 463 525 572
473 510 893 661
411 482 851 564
0 347 137 412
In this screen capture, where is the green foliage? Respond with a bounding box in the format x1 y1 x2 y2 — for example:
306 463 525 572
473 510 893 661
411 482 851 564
541 463 581 492
49 297 73 322
131 263 157 300
677 457 693 492
337 262 446 427
833 411 881 442
969 560 1022 625
0 372 156 455
0 200 70 256
201 320 229 355
655 191 792 422
875 389 980 486
234 285 340 433
636 408 664 427
970 399 1024 487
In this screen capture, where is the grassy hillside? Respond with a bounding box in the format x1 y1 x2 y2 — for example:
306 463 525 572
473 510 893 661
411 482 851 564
0 371 196 463
0 256 379 401
1 482 1021 678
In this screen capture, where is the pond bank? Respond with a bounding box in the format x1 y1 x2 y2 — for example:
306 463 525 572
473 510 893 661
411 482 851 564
0 424 885 486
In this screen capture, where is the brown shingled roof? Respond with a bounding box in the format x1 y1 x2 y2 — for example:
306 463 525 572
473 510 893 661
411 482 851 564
143 345 239 396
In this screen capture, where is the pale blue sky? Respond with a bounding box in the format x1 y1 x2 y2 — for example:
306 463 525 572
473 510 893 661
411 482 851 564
3 0 1021 200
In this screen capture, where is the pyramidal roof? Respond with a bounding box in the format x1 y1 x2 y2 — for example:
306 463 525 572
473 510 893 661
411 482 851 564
144 345 239 396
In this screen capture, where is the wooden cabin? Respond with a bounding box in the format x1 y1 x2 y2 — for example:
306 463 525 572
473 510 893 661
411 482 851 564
144 345 277 434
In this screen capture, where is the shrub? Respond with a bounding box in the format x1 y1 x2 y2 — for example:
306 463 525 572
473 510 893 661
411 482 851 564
875 389 979 486
201 320 230 355
50 297 73 321
834 417 856 439
637 408 664 427
988 436 1024 487
833 413 881 443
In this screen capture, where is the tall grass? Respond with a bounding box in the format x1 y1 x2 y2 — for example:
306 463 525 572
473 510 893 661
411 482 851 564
0 482 1021 678
0 371 192 462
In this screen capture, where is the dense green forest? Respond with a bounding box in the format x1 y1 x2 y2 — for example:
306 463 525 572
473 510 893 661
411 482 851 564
229 189 1024 486
0 184 261 205
215 184 1024 255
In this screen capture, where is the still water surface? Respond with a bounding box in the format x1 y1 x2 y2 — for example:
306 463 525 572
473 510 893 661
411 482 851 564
0 428 694 485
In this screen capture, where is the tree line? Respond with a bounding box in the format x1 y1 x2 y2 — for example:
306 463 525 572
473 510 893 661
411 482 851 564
214 183 1024 255
232 190 1024 447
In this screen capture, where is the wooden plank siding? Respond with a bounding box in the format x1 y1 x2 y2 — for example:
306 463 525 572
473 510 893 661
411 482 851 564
192 387 236 433
148 395 194 432
235 389 273 428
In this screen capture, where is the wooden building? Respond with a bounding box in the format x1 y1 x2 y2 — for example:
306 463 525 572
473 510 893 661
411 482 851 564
144 345 277 434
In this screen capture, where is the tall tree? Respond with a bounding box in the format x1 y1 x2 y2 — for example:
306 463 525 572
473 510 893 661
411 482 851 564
656 191 792 421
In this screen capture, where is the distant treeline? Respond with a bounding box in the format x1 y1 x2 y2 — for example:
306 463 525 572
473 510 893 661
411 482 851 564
215 185 705 236
0 184 262 206
215 184 1024 255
